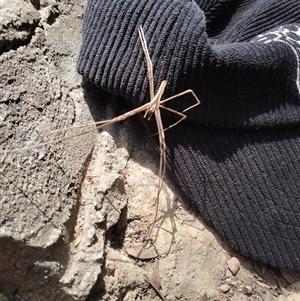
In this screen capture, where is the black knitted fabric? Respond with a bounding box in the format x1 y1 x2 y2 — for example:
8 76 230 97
78 0 300 270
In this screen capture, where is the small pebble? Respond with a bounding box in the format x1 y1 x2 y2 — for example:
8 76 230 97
219 284 230 293
225 269 232 278
227 257 240 275
102 293 110 300
242 285 252 295
124 242 157 259
225 278 233 285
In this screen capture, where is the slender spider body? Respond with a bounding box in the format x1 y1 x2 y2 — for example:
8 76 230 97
1 27 201 236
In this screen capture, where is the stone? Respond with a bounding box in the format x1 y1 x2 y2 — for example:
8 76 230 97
219 284 230 293
0 0 98 299
227 256 241 276
124 242 158 260
0 0 40 53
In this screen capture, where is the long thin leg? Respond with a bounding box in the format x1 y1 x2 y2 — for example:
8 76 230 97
53 102 150 133
158 89 201 132
1 102 151 153
148 107 166 235
138 26 154 100
160 89 201 113
158 105 187 131
52 87 200 137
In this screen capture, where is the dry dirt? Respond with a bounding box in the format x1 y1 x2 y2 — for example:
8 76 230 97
0 1 300 301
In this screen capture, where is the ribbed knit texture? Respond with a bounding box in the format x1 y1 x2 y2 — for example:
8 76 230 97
165 122 300 269
78 0 300 270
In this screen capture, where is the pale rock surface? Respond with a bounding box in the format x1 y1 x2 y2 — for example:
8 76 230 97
0 0 300 301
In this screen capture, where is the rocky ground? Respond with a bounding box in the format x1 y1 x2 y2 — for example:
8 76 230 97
0 1 300 300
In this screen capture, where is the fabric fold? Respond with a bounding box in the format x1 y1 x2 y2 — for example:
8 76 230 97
77 0 300 270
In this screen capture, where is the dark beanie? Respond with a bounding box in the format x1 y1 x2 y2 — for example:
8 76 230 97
77 0 300 270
